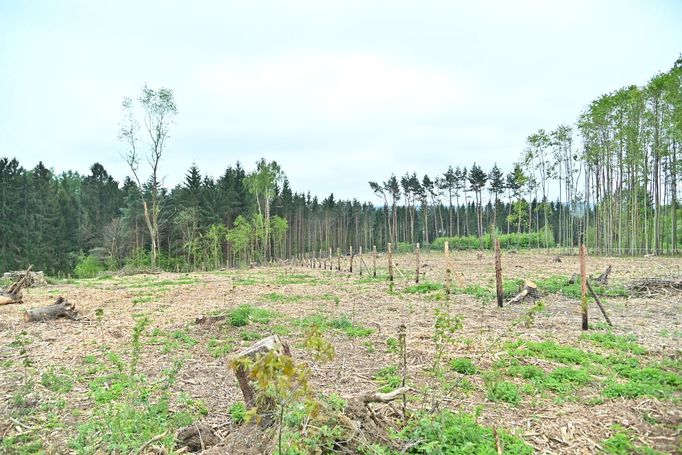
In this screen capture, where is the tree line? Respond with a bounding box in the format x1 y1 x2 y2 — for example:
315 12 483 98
1 58 679 275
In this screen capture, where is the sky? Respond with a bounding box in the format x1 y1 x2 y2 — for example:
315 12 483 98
1 0 681 202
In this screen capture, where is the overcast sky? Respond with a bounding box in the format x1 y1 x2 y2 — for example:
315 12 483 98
1 1 680 202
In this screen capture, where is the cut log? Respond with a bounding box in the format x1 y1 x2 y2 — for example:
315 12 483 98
506 281 539 305
0 292 18 305
594 265 612 285
231 335 291 410
24 297 78 322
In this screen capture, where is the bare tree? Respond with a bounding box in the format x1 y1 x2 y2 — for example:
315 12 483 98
119 85 177 270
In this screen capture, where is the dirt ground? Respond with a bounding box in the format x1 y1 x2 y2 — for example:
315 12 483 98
1 250 680 454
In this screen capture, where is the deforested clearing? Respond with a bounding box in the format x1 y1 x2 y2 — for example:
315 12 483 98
1 250 680 454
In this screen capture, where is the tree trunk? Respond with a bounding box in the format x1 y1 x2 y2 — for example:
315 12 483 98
24 297 78 322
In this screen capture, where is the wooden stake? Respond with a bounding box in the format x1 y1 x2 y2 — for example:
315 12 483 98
495 239 503 308
388 243 394 283
415 243 420 284
372 245 377 277
350 246 354 273
580 242 589 330
398 324 407 421
444 241 452 297
359 246 363 275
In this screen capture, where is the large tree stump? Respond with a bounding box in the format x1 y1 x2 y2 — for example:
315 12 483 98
506 281 539 305
231 335 291 410
23 297 78 322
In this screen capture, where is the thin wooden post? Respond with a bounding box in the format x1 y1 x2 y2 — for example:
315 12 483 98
359 246 363 275
329 247 332 270
495 239 503 308
398 324 407 422
580 240 589 330
337 248 341 271
388 243 394 283
349 246 354 273
445 241 451 297
319 249 322 268
415 243 420 284
372 245 377 277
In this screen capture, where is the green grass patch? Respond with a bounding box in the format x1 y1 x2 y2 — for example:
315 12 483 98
207 338 234 358
41 367 74 393
600 425 666 454
263 292 302 303
404 282 443 294
147 328 198 353
603 362 682 399
227 305 275 327
374 365 402 393
378 410 533 454
291 313 373 337
581 332 647 355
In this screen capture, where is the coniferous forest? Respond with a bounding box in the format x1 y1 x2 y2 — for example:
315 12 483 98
1 58 680 276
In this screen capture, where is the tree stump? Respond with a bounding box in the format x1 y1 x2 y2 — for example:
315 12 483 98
594 265 612 286
506 281 539 305
24 297 78 322
231 335 291 410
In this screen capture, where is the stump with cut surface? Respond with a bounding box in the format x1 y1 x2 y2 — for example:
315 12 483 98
24 297 78 322
506 281 539 305
231 335 291 410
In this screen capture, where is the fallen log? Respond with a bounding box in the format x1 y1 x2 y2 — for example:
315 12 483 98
506 280 539 305
0 291 18 305
586 280 613 326
357 387 412 405
23 297 79 322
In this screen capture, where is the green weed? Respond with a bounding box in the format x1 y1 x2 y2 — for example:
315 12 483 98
374 410 533 454
486 381 521 405
374 365 402 393
450 358 477 375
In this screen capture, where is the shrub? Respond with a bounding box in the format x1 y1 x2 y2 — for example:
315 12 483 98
74 254 105 278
